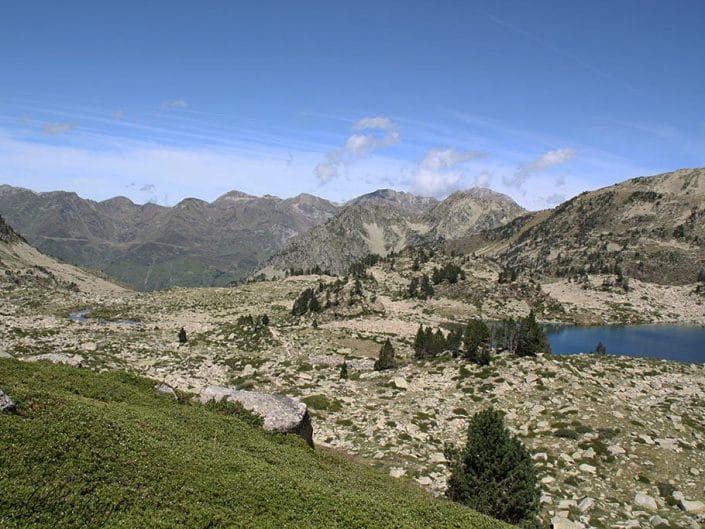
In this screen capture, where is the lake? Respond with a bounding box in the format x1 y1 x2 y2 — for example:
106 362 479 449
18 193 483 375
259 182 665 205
546 325 705 364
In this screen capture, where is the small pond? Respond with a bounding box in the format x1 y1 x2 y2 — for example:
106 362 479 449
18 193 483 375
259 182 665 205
546 325 705 364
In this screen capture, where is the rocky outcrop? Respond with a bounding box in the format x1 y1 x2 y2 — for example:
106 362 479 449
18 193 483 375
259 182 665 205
199 386 314 447
0 386 16 413
154 383 178 400
21 354 84 367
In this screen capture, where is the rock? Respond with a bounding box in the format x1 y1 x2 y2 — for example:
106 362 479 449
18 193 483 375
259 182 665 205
199 386 314 447
690 467 700 477
649 515 669 527
655 438 680 451
639 434 655 445
415 476 432 486
389 376 408 390
578 497 595 513
679 499 705 514
579 463 596 474
634 493 658 511
558 499 578 510
154 383 178 399
0 386 16 413
0 349 13 359
552 516 581 529
542 475 556 484
533 452 548 462
241 364 256 377
81 341 97 352
389 467 406 478
608 445 626 456
22 354 84 367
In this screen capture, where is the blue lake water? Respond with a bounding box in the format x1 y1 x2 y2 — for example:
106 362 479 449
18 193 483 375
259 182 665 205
546 325 705 364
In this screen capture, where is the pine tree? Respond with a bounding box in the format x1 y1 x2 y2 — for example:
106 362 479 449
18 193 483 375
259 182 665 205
515 311 551 356
374 339 396 370
178 327 187 344
445 408 540 524
339 361 348 379
463 319 489 360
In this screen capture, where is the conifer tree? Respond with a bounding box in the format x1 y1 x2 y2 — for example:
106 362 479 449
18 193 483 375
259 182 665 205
445 408 539 524
374 339 396 370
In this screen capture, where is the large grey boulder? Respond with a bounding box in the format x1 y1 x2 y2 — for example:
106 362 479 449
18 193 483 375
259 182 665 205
200 386 314 447
1 386 16 413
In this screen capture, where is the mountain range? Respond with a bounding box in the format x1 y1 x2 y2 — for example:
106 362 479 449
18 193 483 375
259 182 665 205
2 167 704 290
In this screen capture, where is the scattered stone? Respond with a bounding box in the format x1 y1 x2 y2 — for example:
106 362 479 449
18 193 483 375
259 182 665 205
578 497 595 513
689 467 700 477
0 386 16 413
655 438 680 451
639 434 655 445
679 499 705 514
81 341 97 352
154 383 178 399
415 476 433 486
649 515 669 527
533 452 548 462
241 364 256 377
199 386 313 447
389 376 408 390
608 445 626 456
579 463 596 474
634 493 658 511
22 353 84 367
551 516 581 529
542 475 556 484
389 467 406 478
557 499 578 510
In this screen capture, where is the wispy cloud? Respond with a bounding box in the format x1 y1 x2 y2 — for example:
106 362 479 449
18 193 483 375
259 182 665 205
42 122 75 135
315 115 401 183
112 110 125 121
139 184 155 192
504 148 576 188
413 147 484 197
161 98 188 110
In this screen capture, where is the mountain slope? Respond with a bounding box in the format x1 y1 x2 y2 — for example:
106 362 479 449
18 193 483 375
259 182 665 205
0 358 509 529
263 187 525 275
456 168 705 285
0 214 127 295
0 186 338 290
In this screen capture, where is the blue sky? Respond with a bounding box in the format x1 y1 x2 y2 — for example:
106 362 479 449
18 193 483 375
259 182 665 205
1 1 704 210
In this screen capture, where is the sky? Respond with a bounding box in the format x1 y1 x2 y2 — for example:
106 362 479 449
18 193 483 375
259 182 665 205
1 1 704 210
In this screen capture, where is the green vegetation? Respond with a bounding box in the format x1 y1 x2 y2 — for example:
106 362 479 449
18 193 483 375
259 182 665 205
291 287 321 316
0 359 508 529
445 408 540 525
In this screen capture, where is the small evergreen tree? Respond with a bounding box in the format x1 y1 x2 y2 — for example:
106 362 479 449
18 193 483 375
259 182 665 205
420 274 434 299
178 327 187 344
339 361 348 379
595 341 607 354
374 339 396 371
463 319 490 360
515 311 551 356
445 408 540 524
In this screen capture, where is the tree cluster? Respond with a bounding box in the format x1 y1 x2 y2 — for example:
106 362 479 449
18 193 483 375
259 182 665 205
495 311 551 356
431 262 465 284
291 288 322 316
406 274 434 300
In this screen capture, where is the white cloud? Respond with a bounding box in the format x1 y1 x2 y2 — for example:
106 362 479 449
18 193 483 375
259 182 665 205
474 171 493 188
504 147 576 188
140 184 156 192
413 148 484 197
42 122 74 135
315 116 401 183
161 98 188 109
352 116 395 130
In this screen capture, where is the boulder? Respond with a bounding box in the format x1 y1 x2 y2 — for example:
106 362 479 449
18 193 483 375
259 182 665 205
551 516 581 529
634 493 658 511
608 444 626 456
389 376 408 390
22 354 84 367
578 497 595 513
200 386 313 447
154 383 178 399
0 386 16 413
679 499 705 514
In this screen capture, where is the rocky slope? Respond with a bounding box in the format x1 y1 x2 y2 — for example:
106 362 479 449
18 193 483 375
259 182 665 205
0 186 338 290
0 214 126 297
454 168 705 285
263 187 525 275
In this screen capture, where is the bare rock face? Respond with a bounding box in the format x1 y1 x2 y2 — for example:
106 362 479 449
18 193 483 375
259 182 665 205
0 386 16 413
199 386 314 447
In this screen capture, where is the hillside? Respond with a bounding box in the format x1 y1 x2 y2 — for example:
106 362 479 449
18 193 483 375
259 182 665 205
0 358 508 529
454 168 705 285
263 187 525 275
0 186 338 291
0 214 127 297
